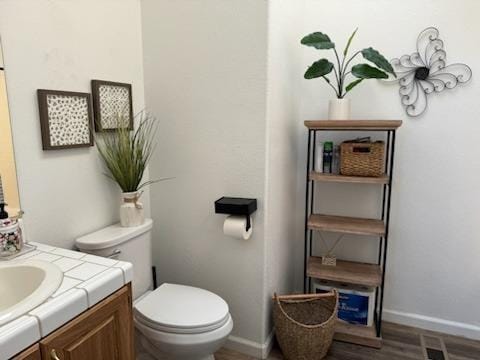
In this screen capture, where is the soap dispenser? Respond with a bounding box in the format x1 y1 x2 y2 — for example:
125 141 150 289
0 203 8 220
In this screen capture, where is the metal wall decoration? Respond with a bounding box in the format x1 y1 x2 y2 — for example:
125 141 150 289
37 89 94 150
91 80 133 132
390 27 472 117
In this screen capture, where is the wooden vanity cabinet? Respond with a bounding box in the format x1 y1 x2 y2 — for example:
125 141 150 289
11 344 41 360
12 285 134 360
40 284 134 360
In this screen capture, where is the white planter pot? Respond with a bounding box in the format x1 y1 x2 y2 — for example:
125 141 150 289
120 191 145 227
328 98 351 120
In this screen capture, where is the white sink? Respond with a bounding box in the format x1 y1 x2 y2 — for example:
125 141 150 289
0 260 63 326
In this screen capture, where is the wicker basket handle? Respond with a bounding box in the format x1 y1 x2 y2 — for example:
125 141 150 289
352 145 371 153
272 290 337 301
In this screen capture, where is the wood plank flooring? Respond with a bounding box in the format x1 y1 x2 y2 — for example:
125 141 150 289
216 322 480 360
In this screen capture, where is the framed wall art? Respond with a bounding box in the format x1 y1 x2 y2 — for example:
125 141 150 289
37 89 94 150
91 80 133 131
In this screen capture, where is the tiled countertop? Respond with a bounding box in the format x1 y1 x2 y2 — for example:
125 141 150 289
0 242 133 360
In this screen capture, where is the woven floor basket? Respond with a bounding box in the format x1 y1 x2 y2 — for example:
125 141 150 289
340 141 385 177
273 291 338 360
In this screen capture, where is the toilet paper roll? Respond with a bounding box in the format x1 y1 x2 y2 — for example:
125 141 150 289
223 215 253 240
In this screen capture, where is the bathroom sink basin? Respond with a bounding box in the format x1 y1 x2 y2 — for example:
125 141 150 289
0 260 63 326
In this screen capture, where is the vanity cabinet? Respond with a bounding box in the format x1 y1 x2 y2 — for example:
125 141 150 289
11 345 41 360
11 285 134 360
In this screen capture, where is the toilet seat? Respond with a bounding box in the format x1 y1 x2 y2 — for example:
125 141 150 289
134 283 230 335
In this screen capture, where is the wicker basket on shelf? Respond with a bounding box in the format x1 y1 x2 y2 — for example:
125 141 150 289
340 141 385 177
273 291 338 360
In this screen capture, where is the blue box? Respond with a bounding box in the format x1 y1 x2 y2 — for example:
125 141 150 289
313 282 374 326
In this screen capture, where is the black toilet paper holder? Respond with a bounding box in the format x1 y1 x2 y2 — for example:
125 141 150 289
214 197 257 231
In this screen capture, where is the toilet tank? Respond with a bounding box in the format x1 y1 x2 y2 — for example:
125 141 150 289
75 218 153 300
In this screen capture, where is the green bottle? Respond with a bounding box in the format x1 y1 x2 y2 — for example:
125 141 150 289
323 141 333 174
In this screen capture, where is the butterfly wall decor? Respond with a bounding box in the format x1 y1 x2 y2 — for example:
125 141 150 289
389 27 472 117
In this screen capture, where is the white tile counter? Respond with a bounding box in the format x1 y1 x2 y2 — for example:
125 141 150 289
0 242 133 359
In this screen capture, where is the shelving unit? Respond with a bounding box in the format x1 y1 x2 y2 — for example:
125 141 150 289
307 257 382 288
309 172 389 185
308 214 386 236
303 120 402 349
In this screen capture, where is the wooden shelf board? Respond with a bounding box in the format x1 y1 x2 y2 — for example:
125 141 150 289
308 214 385 236
309 172 389 185
334 320 382 348
304 120 402 131
307 257 382 287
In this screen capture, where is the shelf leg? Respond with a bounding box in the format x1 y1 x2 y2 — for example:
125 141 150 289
303 130 313 293
308 131 317 293
377 130 396 337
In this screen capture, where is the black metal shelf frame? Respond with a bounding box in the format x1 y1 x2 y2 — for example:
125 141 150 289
303 127 397 338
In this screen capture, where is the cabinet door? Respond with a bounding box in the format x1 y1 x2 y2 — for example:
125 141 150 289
11 344 41 360
40 285 134 360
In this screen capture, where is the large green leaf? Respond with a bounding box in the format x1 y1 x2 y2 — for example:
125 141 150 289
351 64 388 79
343 28 358 56
301 32 335 49
361 47 396 77
304 59 334 79
345 78 363 93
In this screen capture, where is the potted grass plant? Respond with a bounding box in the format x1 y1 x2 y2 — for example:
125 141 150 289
95 111 163 227
301 29 396 119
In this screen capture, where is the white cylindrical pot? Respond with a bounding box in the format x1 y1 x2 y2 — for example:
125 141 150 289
328 98 351 120
120 191 145 227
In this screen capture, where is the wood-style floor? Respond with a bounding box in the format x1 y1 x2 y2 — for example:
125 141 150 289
216 322 480 360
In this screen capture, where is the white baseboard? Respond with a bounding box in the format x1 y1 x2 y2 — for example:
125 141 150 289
383 309 480 341
224 330 275 359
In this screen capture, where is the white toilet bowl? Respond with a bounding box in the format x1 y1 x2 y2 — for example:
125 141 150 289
75 220 233 360
134 283 233 360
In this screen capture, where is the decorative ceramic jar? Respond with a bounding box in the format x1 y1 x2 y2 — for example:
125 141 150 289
328 98 351 120
120 191 144 227
0 219 23 257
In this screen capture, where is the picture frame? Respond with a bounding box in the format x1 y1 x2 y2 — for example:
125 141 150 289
37 89 94 150
91 80 133 132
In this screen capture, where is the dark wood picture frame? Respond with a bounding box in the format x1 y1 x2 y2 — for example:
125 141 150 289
37 89 94 150
91 80 133 132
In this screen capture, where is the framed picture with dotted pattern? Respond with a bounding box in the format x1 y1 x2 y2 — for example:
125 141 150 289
37 89 94 150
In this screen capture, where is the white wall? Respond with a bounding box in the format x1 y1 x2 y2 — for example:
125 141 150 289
141 0 269 350
296 0 480 339
263 0 304 344
0 0 147 248
143 0 480 351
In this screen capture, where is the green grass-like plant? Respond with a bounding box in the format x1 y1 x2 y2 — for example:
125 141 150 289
95 112 160 193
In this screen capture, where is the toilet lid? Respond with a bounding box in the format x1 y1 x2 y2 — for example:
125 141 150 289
134 283 230 334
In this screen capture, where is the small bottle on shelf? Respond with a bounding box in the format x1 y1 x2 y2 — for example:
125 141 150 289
323 141 333 173
332 145 341 174
315 142 324 172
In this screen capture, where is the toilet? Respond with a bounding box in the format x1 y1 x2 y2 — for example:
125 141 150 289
75 218 233 360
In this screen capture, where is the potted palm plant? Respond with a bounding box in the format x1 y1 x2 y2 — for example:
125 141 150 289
301 29 396 119
95 112 163 227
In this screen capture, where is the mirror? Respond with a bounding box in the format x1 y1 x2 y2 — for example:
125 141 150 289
0 40 21 216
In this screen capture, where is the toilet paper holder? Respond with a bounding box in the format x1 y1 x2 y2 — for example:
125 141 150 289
214 197 257 231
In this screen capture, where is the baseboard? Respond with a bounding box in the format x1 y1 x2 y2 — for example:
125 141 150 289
225 330 275 359
383 309 480 341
